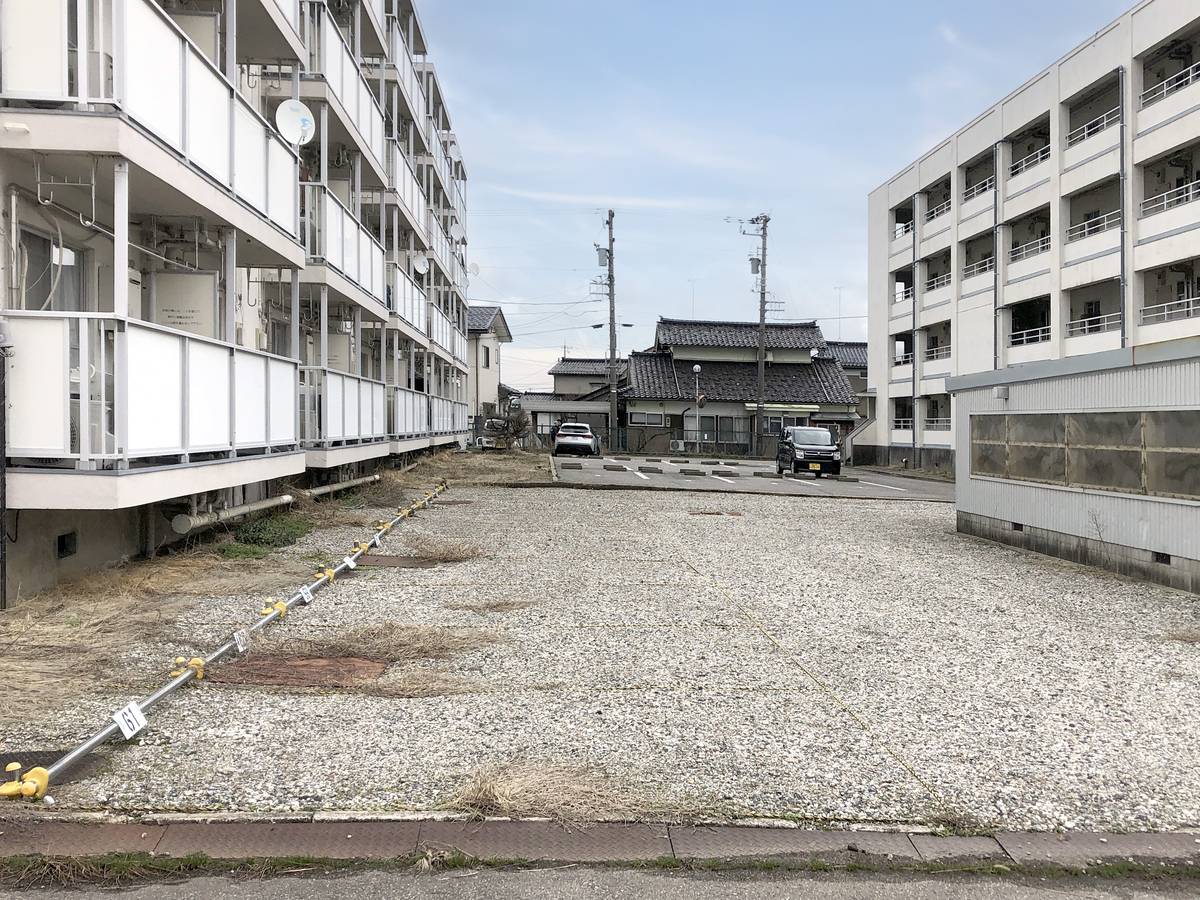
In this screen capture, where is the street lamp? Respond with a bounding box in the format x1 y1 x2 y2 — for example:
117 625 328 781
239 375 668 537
692 364 702 405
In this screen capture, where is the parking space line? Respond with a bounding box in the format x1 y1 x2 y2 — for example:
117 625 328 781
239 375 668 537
859 480 908 492
711 475 735 485
633 471 650 480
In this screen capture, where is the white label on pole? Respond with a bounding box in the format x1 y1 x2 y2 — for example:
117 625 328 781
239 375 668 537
233 629 250 655
112 702 148 740
299 584 314 604
342 556 357 570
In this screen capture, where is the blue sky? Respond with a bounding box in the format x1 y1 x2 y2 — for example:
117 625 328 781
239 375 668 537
419 0 1131 389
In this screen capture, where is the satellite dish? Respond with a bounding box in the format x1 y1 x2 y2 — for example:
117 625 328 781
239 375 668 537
412 254 430 275
447 141 462 163
275 100 316 146
449 222 466 242
469 262 480 277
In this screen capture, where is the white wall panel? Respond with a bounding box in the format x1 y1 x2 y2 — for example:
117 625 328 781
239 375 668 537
127 326 183 453
360 381 372 436
187 53 230 184
267 139 296 235
233 351 267 445
187 341 230 448
234 104 267 212
344 377 361 438
1 0 68 98
269 359 296 442
6 317 68 453
125 0 183 149
327 374 344 439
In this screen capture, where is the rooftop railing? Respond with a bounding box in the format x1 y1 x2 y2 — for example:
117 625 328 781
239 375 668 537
1140 177 1200 218
1010 145 1051 177
1009 235 1051 263
1009 325 1051 346
1141 60 1200 109
1066 312 1122 336
1066 107 1121 147
963 176 995 202
1066 210 1122 242
1141 295 1200 325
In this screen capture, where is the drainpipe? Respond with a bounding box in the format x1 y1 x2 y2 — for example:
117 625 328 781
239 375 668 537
992 142 1001 370
1118 65 1128 348
170 494 295 535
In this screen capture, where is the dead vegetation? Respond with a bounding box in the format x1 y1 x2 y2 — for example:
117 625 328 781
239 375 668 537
444 598 541 614
269 622 501 663
1165 628 1200 644
208 654 486 699
390 450 551 488
446 760 685 824
406 535 483 564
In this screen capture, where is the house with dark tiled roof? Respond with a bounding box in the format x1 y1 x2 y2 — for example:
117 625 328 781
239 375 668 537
623 318 859 454
520 356 627 439
818 341 871 423
466 304 512 423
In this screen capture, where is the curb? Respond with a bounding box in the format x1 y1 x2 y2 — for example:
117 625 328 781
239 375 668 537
1 819 1197 872
488 480 956 503
852 466 954 485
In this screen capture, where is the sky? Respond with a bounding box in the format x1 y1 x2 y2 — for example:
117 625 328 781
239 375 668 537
419 0 1132 390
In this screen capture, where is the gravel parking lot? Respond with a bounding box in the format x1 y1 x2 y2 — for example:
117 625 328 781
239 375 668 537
5 485 1198 832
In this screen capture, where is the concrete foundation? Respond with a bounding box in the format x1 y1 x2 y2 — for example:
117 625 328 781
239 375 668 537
958 511 1199 594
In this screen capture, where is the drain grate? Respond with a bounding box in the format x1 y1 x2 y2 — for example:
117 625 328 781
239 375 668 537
209 655 386 689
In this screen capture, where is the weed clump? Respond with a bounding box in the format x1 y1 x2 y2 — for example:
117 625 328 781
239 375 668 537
234 513 313 549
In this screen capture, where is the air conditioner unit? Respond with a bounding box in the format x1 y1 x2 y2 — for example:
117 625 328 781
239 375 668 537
669 439 685 452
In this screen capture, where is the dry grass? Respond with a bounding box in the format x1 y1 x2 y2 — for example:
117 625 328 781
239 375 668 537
392 450 551 487
406 535 483 563
371 669 487 698
1166 628 1200 644
272 623 501 663
444 598 542 614
446 760 686 824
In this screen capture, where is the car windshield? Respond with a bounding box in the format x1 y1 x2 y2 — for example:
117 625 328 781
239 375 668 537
559 425 590 435
788 427 833 446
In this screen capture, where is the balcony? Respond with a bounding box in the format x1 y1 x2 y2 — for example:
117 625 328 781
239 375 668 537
388 263 427 336
1067 210 1121 243
924 418 952 431
925 272 952 292
4 311 298 472
894 286 916 306
924 199 951 224
388 142 429 242
1141 60 1200 110
1010 145 1050 178
428 306 468 364
962 257 995 280
431 396 469 435
960 176 996 225
893 352 915 366
387 21 430 139
1066 312 1122 336
299 367 388 446
302 185 386 308
1009 325 1050 346
1138 179 1200 254
890 220 915 262
923 271 953 308
1065 312 1123 356
924 345 952 361
1064 210 1122 277
238 0 304 60
0 0 300 247
1066 107 1121 148
963 176 995 203
1141 295 1200 326
391 386 431 439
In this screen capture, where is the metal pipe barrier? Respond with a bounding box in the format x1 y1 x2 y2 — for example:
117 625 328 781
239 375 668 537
1 480 449 803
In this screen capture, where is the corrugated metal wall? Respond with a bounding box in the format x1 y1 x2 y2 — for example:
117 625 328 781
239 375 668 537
954 357 1200 559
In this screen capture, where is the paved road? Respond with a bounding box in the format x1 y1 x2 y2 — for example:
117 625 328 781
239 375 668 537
4 869 1184 899
552 455 954 502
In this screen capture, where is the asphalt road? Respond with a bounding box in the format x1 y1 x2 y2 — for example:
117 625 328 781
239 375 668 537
552 455 954 502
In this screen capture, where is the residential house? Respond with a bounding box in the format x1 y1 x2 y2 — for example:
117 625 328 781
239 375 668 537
520 357 627 439
624 318 858 455
466 304 512 425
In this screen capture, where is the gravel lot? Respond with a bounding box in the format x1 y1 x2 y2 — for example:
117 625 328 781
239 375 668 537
4 486 1198 831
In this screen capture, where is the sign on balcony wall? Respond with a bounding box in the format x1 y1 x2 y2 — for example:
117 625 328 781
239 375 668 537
152 272 219 338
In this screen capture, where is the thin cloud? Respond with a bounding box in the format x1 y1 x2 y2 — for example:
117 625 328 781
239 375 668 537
485 186 723 211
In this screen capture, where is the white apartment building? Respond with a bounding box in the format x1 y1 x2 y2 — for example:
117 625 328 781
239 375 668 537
0 0 470 595
864 0 1200 473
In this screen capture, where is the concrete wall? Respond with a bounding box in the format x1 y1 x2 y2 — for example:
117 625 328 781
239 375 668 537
4 507 147 599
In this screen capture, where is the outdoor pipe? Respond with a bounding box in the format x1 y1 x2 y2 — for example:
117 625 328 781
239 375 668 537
298 473 381 499
170 494 295 535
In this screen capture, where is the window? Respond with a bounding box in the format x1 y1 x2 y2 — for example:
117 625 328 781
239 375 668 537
628 411 664 426
482 346 490 368
20 228 83 311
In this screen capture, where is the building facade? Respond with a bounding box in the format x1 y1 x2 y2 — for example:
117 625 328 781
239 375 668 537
863 0 1200 474
0 0 471 596
465 304 511 424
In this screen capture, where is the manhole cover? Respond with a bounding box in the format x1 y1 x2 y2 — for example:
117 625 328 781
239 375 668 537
358 554 439 568
209 656 386 688
2 750 104 784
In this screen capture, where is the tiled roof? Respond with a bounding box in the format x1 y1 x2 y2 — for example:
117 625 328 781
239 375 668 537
824 341 868 369
656 318 827 351
467 305 500 331
627 352 856 405
549 357 627 376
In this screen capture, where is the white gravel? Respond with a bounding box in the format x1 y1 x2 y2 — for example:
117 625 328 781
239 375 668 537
6 486 1198 831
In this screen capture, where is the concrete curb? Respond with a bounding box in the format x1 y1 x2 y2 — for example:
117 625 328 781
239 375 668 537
472 481 956 504
852 465 954 485
1 819 1197 871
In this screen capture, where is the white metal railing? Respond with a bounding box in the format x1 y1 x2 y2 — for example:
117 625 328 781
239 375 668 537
1067 210 1122 242
386 15 429 135
963 176 995 202
894 220 915 239
451 325 468 363
389 141 428 239
1066 107 1121 147
1141 295 1200 325
310 4 386 170
299 366 387 444
426 121 457 199
391 386 430 438
1141 178 1200 218
389 263 427 333
924 344 952 361
428 305 454 353
924 199 951 222
0 0 299 238
925 272 952 292
962 257 995 279
3 311 297 465
1066 312 1123 336
892 418 914 430
1142 60 1200 109
893 352 914 366
1009 325 1051 346
924 418 952 430
427 213 454 276
430 396 468 434
272 0 299 30
894 286 915 303
1010 235 1051 263
1010 145 1051 177
302 184 386 304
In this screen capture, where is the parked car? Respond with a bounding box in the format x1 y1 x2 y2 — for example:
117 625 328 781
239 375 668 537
475 418 507 450
552 423 600 457
776 426 842 477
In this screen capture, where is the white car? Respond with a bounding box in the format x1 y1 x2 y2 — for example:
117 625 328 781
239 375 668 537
552 423 600 457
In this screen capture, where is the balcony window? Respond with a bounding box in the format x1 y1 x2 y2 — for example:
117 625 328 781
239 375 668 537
923 394 951 430
892 398 914 431
892 332 915 366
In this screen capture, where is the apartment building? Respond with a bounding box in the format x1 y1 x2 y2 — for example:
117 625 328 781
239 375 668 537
0 0 470 596
864 0 1200 589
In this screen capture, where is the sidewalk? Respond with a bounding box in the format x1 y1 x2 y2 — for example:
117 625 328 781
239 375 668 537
2 818 1199 872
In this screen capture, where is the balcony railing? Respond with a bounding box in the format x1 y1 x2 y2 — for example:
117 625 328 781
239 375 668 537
894 220 915 239
1142 295 1200 325
893 352 914 366
387 15 429 131
431 396 469 434
924 418 952 431
0 0 299 239
1066 107 1121 147
924 344 952 361
299 367 388 445
894 286 915 303
1009 325 1051 346
1010 236 1051 263
310 5 386 170
302 184 386 305
924 199 951 223
1066 312 1123 336
388 141 428 239
1140 178 1200 218
388 263 427 334
963 176 995 202
1066 210 1122 242
892 418 914 430
962 257 995 279
925 272 952 292
391 386 431 438
1010 145 1051 177
3 310 298 467
1141 60 1200 109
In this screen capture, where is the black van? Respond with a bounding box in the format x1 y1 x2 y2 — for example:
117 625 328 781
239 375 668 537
776 426 842 477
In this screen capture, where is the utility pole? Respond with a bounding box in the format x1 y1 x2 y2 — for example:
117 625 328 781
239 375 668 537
606 209 618 450
748 214 770 456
